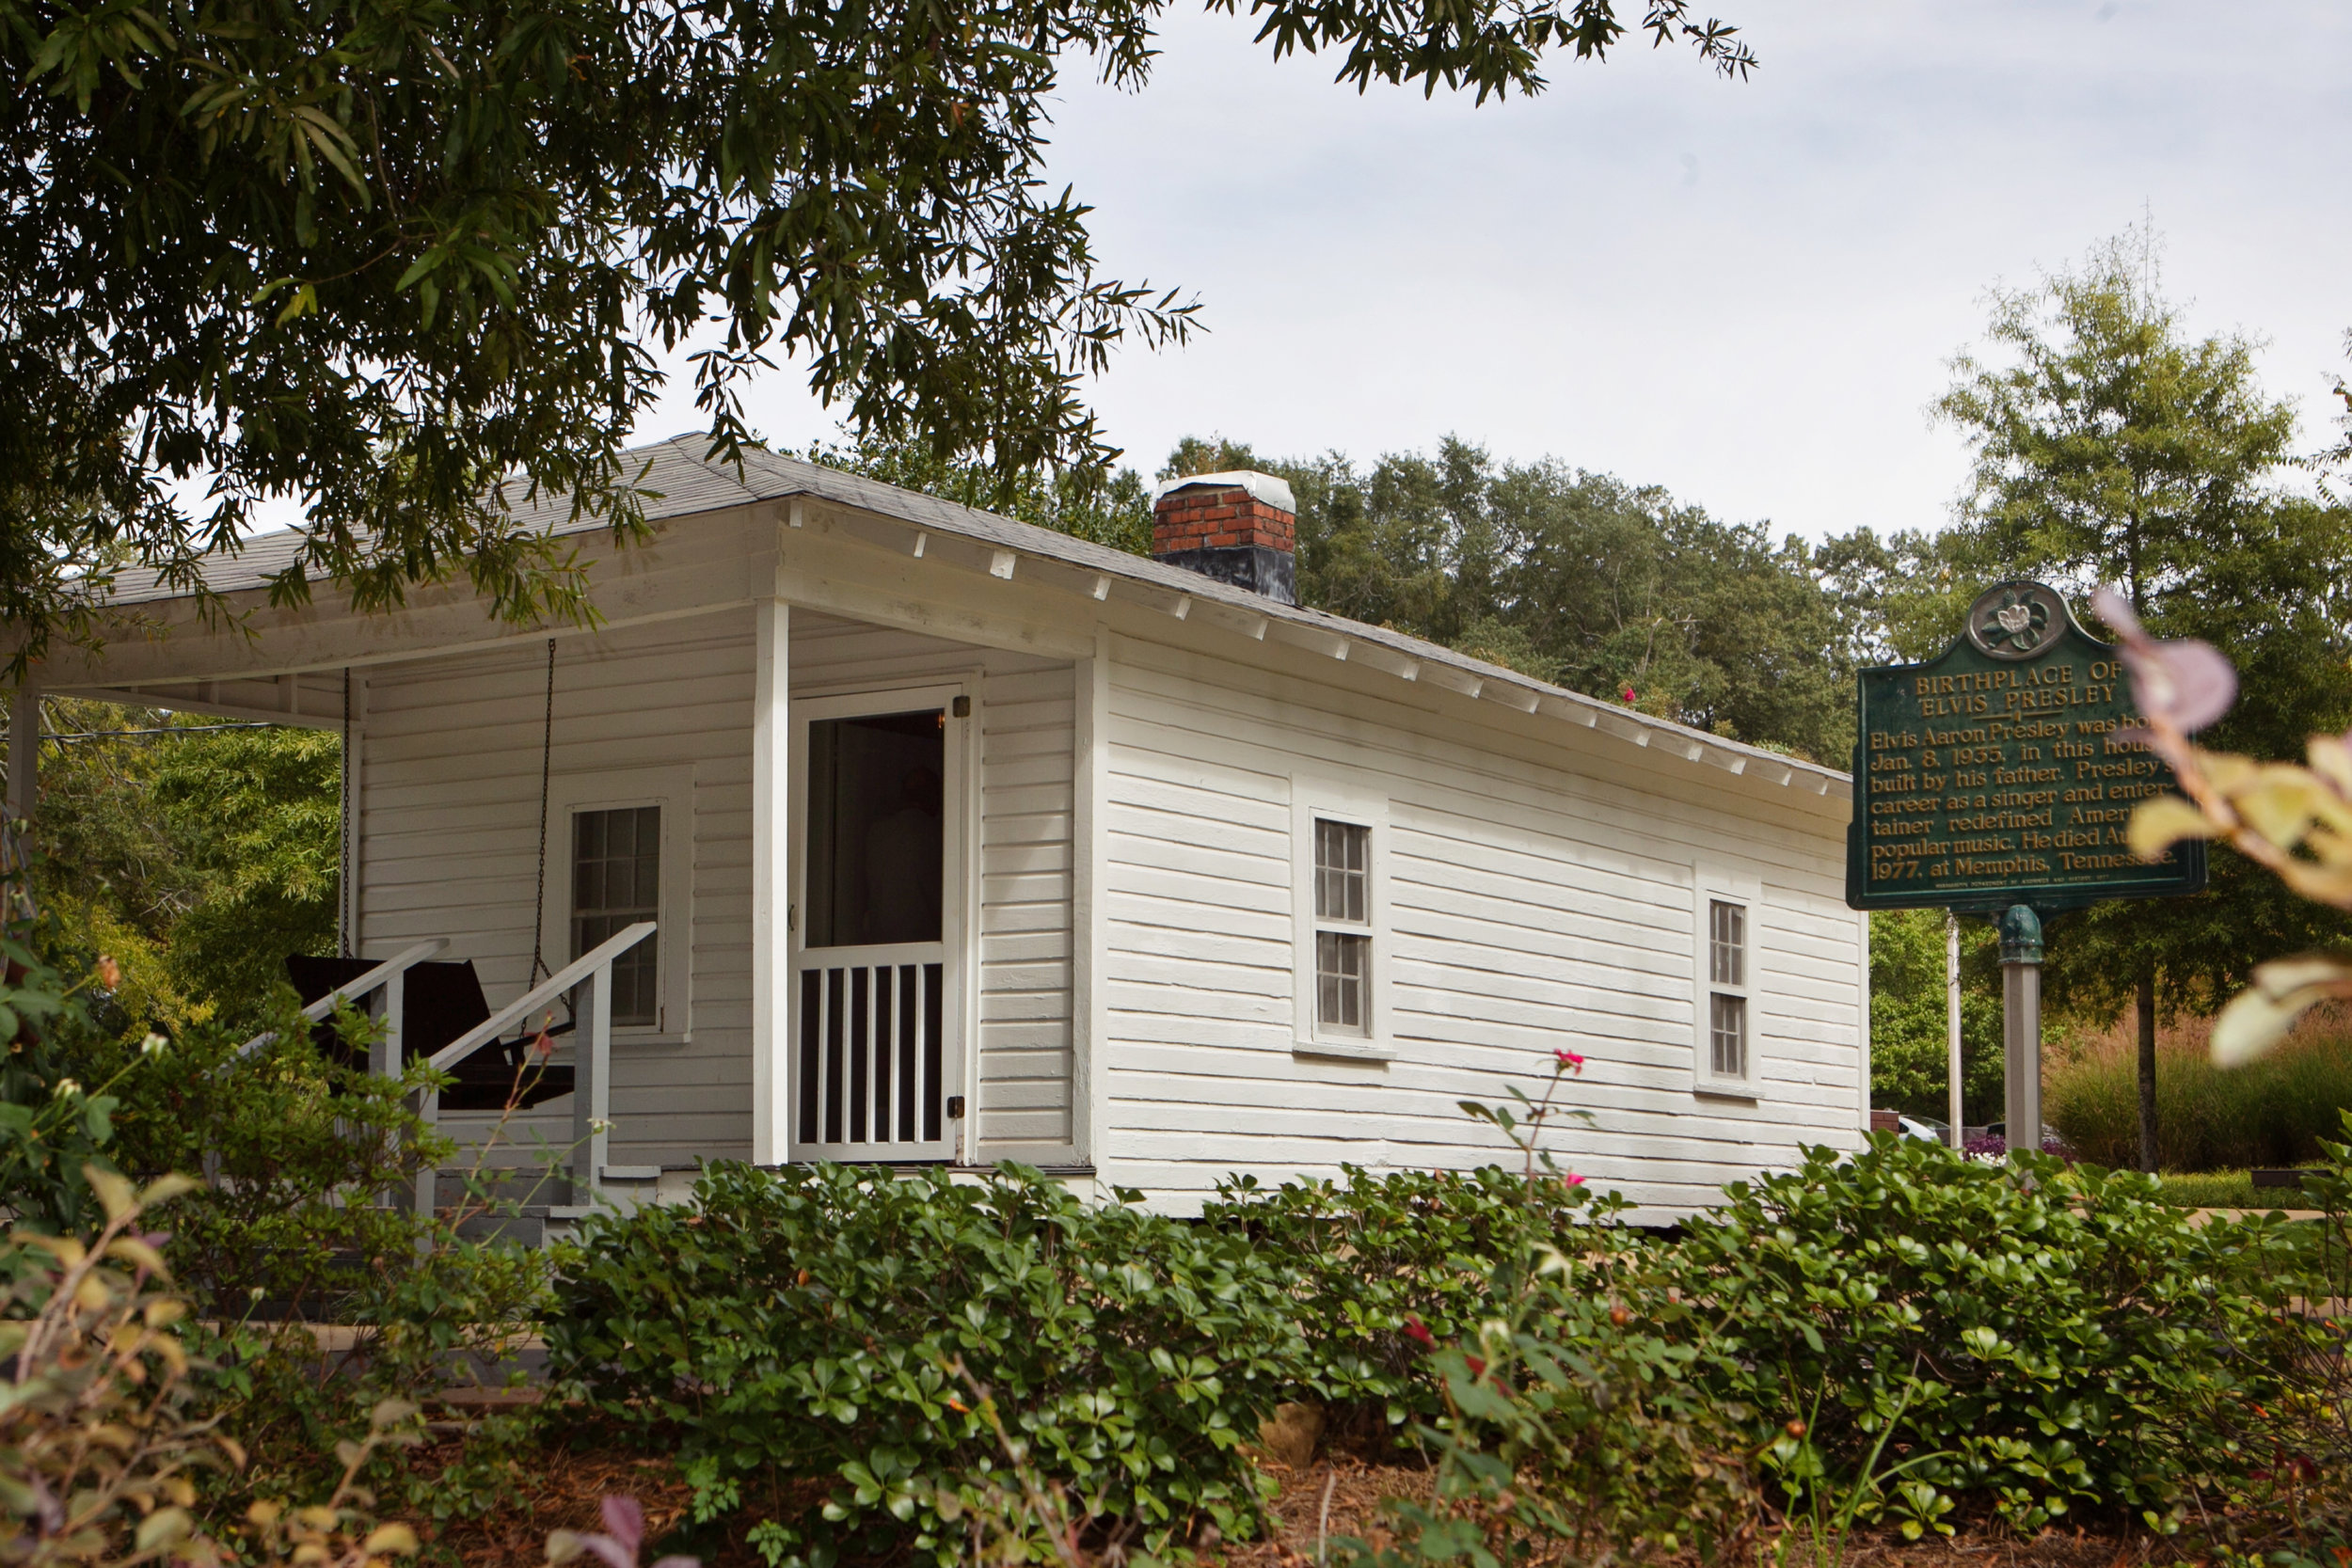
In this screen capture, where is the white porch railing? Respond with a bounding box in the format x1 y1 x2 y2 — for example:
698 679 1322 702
420 920 655 1214
232 922 655 1215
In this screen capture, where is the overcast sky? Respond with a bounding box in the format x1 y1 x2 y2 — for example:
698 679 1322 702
650 0 2349 545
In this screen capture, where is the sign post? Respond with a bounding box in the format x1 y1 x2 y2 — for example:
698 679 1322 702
1847 581 2204 1152
1997 905 2042 1148
1945 912 1962 1147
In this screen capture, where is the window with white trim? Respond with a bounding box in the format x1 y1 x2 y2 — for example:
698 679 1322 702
541 766 696 1041
1292 794 1390 1059
1706 898 1748 1079
1703 883 1759 1090
1313 819 1372 1035
571 804 661 1028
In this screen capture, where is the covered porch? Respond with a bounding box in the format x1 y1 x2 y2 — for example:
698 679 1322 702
31 590 1087 1208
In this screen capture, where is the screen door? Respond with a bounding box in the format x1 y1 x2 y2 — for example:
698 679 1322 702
789 691 965 1161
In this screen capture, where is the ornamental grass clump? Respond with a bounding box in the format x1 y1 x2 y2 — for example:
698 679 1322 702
543 1162 1311 1568
2047 1004 2352 1172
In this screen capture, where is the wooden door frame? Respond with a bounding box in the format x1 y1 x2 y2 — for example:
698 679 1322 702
787 678 979 1163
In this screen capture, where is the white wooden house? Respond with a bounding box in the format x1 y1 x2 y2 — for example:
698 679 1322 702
17 439 1869 1216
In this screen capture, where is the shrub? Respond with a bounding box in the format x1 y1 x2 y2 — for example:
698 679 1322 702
1673 1133 2315 1534
0 1163 426 1568
1335 1259 1763 1568
2047 1004 2352 1171
1200 1164 1613 1440
79 999 457 1319
542 1162 1310 1568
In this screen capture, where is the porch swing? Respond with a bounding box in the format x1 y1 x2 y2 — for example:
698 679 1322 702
285 644 578 1111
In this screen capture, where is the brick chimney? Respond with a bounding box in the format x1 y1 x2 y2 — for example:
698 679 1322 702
1149 471 1297 606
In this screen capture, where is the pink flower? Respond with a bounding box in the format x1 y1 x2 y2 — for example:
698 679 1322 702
1555 1049 1585 1073
1621 686 1637 705
1561 1173 1587 1187
1404 1316 1435 1346
2090 587 2236 735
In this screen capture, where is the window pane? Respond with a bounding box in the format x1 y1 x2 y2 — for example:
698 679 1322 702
1710 993 1746 1078
573 804 662 1027
805 710 946 948
1709 899 1745 988
1316 930 1369 1033
1314 819 1368 925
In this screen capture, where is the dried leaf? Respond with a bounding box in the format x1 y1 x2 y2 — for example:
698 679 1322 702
2311 733 2352 797
135 1507 193 1551
105 1237 167 1276
2234 768 2330 849
2126 797 2217 861
362 1523 420 1557
86 1165 135 1224
138 1174 199 1208
2214 955 2352 1066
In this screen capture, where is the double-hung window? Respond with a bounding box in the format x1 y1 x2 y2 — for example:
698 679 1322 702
542 766 695 1041
572 805 661 1028
1294 798 1389 1059
1707 899 1747 1078
1313 819 1372 1036
1696 882 1756 1089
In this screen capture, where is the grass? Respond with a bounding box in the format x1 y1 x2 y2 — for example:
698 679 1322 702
2046 1001 2352 1171
2145 1169 2323 1210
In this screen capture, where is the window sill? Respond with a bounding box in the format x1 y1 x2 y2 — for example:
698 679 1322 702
1294 1037 1395 1063
1692 1078 1762 1101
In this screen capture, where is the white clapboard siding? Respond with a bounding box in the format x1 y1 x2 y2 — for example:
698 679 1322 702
360 611 760 1168
1098 632 1861 1215
358 605 1077 1170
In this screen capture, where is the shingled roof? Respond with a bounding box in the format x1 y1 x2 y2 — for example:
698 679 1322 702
105 436 1847 792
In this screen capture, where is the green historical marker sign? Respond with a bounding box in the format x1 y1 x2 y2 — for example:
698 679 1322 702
1845 579 2206 914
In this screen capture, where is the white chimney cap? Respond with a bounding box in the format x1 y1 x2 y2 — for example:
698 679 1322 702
1150 470 1296 515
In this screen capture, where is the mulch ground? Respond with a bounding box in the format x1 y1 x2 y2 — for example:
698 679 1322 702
416 1442 2193 1568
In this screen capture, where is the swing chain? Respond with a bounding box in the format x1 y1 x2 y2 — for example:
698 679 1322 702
340 669 353 958
529 637 555 986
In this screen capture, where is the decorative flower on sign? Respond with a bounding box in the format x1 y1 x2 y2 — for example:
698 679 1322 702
1978 587 2051 656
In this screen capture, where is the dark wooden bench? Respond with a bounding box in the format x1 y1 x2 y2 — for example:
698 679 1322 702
286 956 576 1111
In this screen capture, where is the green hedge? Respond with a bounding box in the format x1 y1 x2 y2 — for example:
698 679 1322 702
2047 1014 2352 1171
1200 1164 1613 1438
543 1162 1309 1568
1677 1136 2310 1533
547 1136 2345 1560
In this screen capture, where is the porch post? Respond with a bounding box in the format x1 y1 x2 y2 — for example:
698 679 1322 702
572 961 612 1202
6 681 37 822
752 597 791 1164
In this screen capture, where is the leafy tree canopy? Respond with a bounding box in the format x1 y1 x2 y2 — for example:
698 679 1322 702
27 701 341 1030
1923 226 2352 1013
1162 434 1856 762
1 0 1751 667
